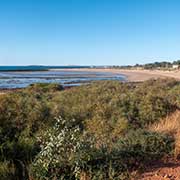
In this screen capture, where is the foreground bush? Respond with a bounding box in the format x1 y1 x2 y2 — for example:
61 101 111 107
0 161 15 180
115 130 174 164
31 117 94 179
0 79 179 179
31 117 174 180
149 110 180 157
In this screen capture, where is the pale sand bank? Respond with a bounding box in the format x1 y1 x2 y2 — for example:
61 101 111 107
0 69 180 95
56 68 180 82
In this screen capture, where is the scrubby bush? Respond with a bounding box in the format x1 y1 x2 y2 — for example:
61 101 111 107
0 85 55 179
31 116 95 179
27 83 64 93
149 110 180 158
31 117 174 180
115 130 174 164
51 79 178 145
0 79 180 179
0 161 16 180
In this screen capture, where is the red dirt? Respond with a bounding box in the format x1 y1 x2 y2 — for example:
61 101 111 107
137 159 180 180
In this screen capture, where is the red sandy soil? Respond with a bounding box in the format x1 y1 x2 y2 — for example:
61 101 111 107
136 159 180 180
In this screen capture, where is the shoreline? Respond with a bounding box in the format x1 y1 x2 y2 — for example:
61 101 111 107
1 68 180 94
55 68 180 82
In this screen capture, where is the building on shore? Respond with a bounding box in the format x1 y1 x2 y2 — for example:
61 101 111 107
172 64 179 69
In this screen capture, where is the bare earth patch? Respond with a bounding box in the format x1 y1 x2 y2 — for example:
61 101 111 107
136 111 180 180
137 159 180 180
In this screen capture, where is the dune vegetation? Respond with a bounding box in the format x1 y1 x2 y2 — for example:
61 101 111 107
0 79 180 179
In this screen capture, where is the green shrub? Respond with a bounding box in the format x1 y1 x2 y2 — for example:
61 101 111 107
0 79 179 179
0 161 15 180
31 116 94 179
115 129 174 165
31 116 174 180
27 83 64 93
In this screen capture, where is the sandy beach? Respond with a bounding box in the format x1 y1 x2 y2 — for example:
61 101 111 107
0 68 180 95
57 68 180 82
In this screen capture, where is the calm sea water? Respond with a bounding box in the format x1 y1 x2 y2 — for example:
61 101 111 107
0 66 90 71
0 66 126 89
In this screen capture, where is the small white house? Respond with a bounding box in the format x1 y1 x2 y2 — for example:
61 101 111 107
172 64 179 69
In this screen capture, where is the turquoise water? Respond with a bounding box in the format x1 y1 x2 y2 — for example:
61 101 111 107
0 67 126 89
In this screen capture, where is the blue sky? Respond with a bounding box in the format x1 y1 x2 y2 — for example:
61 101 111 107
0 0 180 66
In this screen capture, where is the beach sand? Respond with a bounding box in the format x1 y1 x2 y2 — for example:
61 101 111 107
57 68 180 82
0 69 180 95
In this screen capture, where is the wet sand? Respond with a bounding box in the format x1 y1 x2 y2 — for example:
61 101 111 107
1 68 180 94
58 68 180 82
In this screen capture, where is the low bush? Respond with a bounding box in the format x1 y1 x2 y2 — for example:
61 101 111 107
31 117 174 180
0 161 15 180
0 79 179 179
149 110 180 158
27 83 64 93
115 130 174 165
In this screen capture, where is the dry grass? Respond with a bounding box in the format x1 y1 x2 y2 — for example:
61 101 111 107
149 110 180 157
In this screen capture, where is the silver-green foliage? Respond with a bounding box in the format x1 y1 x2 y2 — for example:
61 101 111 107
32 117 92 179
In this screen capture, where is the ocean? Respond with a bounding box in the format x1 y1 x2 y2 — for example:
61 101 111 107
0 66 126 89
0 66 90 71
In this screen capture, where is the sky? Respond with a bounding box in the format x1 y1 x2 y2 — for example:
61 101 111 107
0 0 180 66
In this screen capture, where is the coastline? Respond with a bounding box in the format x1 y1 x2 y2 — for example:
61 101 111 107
1 68 180 95
56 68 180 82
